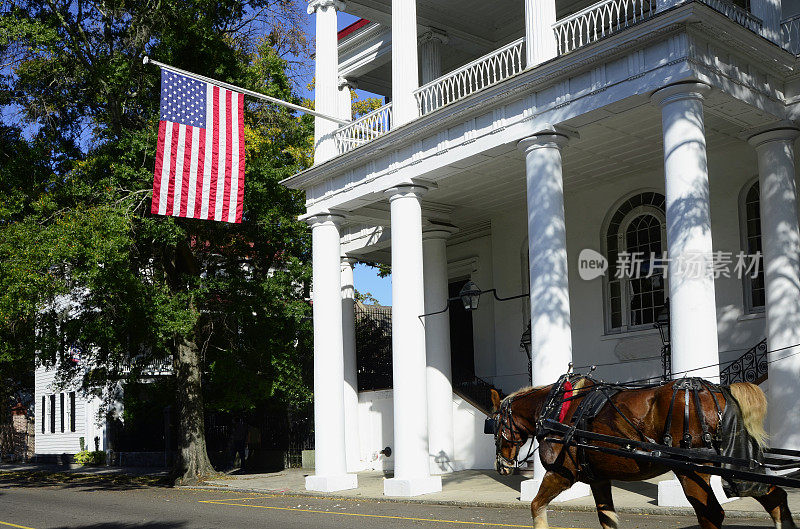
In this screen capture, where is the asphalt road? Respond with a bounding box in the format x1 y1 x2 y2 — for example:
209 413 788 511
0 475 775 529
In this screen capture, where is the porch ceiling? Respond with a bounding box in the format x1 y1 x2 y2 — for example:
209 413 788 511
346 89 777 242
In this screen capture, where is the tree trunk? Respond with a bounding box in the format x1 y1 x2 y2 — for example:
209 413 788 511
173 334 216 485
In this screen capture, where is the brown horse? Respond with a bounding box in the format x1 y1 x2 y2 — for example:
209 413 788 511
490 377 796 529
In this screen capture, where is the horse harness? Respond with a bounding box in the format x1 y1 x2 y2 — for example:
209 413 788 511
519 375 727 480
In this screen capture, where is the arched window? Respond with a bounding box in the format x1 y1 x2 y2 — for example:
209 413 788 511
741 180 765 312
605 192 667 332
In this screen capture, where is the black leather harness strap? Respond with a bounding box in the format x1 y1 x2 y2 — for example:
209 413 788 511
662 384 681 446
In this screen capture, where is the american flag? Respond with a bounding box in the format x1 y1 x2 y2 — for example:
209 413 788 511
152 69 245 223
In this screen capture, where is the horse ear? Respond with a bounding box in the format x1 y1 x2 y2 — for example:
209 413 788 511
490 389 501 413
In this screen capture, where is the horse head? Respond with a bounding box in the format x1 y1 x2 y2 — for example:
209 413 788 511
489 387 540 476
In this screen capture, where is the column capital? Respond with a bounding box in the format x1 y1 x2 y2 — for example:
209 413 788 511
518 133 570 153
340 256 359 267
307 0 345 14
650 81 711 107
338 77 358 91
303 212 346 228
422 222 458 241
419 28 449 46
747 127 800 148
384 184 429 201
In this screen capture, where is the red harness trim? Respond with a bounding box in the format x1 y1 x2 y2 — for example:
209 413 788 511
559 380 573 422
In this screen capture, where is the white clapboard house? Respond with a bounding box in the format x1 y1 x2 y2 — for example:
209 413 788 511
283 0 800 501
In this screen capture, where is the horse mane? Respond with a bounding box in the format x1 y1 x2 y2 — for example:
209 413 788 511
502 377 590 406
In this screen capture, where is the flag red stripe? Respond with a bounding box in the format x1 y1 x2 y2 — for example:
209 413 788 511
195 128 206 219
236 93 245 223
222 90 233 222
151 121 167 214
208 86 220 219
166 122 179 215
180 126 193 217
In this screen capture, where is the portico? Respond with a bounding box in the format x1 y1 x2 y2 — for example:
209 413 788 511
291 0 800 500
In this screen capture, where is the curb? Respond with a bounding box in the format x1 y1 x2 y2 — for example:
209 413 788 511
183 484 791 521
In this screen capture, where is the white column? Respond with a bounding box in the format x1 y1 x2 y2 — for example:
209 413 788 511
383 185 442 497
652 82 720 382
423 224 458 475
338 78 355 122
392 0 419 125
419 30 447 86
308 0 345 164
749 127 800 450
518 131 590 503
305 214 358 492
341 257 362 472
750 0 781 44
525 0 558 67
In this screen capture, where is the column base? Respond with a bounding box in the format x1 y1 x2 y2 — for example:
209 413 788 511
657 476 737 507
384 476 442 496
305 473 358 492
520 479 591 503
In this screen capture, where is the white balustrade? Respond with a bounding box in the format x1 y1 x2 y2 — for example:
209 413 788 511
334 103 393 155
697 0 763 35
553 0 656 55
782 14 800 54
414 38 525 116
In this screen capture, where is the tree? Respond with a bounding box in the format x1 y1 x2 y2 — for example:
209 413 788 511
0 0 314 484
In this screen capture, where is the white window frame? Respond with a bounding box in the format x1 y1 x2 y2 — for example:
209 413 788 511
603 197 668 333
739 177 765 315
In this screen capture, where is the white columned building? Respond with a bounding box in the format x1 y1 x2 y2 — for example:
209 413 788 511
305 214 358 492
749 127 800 451
289 0 800 502
423 224 458 474
518 131 591 502
652 83 720 382
384 185 442 496
341 257 362 472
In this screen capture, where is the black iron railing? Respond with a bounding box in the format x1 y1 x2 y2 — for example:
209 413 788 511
453 375 505 415
720 338 768 385
355 304 393 391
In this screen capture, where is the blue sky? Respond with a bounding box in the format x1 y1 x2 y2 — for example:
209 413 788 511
306 9 393 305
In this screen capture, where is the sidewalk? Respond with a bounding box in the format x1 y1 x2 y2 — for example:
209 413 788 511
198 468 800 521
0 461 169 477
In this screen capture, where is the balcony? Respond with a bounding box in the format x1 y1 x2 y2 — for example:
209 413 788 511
332 0 777 156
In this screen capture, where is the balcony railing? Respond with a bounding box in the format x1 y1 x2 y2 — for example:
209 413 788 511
698 0 763 34
414 37 525 116
334 103 393 155
553 0 656 55
782 14 800 54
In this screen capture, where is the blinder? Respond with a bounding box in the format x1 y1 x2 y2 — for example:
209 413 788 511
484 417 498 435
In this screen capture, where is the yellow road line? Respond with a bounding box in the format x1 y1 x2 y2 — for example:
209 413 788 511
199 498 590 529
0 521 37 529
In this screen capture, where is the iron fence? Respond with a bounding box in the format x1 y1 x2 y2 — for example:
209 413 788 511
355 304 393 392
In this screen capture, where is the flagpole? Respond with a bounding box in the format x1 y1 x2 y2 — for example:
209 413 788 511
143 56 350 126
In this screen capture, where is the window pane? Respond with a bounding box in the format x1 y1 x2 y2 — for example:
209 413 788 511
744 181 764 310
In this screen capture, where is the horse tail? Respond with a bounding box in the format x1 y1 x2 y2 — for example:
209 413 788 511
729 382 768 449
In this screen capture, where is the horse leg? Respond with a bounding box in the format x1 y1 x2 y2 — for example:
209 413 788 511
754 486 797 529
590 480 619 529
675 472 725 529
529 471 572 529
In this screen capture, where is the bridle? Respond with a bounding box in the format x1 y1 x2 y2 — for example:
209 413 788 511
491 394 539 469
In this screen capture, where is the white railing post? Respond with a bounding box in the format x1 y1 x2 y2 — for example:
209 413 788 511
526 0 558 67
782 15 800 54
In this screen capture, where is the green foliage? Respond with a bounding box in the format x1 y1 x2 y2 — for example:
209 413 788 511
0 0 315 477
74 450 106 466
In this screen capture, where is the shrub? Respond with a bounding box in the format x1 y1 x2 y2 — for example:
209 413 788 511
74 450 105 466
